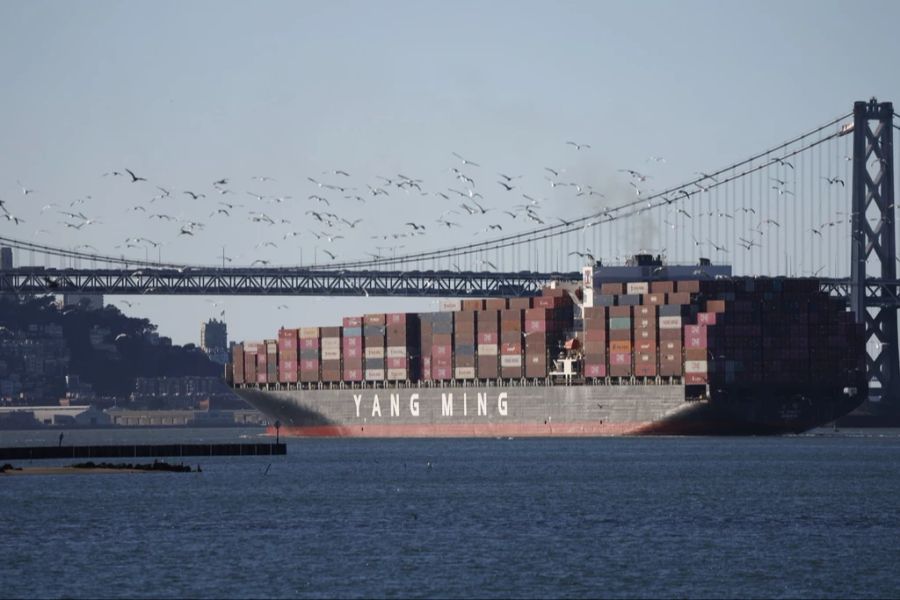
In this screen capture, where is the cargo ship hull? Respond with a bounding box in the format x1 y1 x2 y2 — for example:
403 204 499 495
234 382 863 437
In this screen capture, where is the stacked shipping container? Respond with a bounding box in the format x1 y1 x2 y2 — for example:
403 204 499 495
230 276 863 393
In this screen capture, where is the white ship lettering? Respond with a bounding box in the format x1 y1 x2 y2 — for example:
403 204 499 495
390 394 400 417
372 394 382 417
351 392 509 419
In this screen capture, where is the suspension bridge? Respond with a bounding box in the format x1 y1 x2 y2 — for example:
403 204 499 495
1 98 898 414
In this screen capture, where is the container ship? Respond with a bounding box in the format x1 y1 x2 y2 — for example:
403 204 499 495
227 256 867 437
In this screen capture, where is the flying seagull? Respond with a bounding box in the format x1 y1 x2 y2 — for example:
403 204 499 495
125 168 147 183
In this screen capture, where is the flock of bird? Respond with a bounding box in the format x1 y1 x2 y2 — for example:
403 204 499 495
0 140 865 279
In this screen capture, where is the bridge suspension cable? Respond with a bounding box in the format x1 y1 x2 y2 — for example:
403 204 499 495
0 111 852 273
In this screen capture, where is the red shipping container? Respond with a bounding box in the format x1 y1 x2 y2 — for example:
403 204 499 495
343 367 363 381
676 280 700 293
706 300 726 313
583 306 607 320
477 332 498 344
462 299 485 311
432 344 452 358
343 316 362 327
635 363 657 377
685 373 708 385
584 363 607 377
432 366 452 380
280 366 298 383
685 325 708 349
583 341 606 354
635 305 658 317
508 298 532 310
432 357 452 369
697 312 718 325
364 313 386 326
600 282 624 295
609 306 632 318
484 298 508 310
502 342 523 354
533 296 567 309
387 357 407 369
584 329 607 342
650 281 675 293
610 352 631 366
300 337 319 350
525 319 548 333
610 340 632 353
300 359 318 371
635 340 655 353
344 346 361 359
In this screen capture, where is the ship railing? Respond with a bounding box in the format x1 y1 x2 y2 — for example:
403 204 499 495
233 374 689 391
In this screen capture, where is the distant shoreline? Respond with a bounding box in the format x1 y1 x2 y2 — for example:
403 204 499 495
2 466 150 476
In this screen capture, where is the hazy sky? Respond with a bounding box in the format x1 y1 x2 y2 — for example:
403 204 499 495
2 1 899 345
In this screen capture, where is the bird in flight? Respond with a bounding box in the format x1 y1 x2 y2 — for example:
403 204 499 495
452 152 480 167
823 176 845 186
566 141 591 150
569 251 596 262
125 169 147 183
17 180 36 195
184 191 206 200
772 157 794 169
497 181 515 192
619 169 651 182
322 249 337 260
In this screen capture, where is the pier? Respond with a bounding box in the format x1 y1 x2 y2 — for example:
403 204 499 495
0 443 286 461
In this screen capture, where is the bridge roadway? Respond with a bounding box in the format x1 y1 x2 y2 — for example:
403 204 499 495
0 266 581 297
3 266 900 306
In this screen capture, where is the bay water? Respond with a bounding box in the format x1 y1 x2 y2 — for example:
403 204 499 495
2 428 899 598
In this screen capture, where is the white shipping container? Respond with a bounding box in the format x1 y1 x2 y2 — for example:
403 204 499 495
321 348 341 361
387 368 408 380
321 338 341 351
439 299 462 312
365 347 385 359
582 288 594 308
386 346 407 359
455 367 476 379
626 282 649 295
659 316 683 329
500 355 523 367
299 327 320 339
477 344 498 356
364 369 385 381
684 360 708 373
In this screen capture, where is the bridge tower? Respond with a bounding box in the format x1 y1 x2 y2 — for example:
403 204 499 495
850 98 899 413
